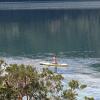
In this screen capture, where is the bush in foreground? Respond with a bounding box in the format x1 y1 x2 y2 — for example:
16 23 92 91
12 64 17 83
0 60 94 100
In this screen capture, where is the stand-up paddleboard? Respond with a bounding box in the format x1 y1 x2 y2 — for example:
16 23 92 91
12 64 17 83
40 62 68 67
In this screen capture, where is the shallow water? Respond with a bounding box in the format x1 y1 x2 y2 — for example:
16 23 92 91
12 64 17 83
1 55 100 99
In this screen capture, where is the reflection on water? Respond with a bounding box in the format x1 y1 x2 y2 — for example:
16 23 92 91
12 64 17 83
0 10 100 57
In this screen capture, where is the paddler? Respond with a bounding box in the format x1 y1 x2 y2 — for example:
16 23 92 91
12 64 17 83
52 55 57 64
52 54 58 73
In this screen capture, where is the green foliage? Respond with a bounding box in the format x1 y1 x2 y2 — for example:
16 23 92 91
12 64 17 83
85 96 94 100
62 80 93 100
63 89 78 100
0 60 95 100
63 80 79 100
80 84 87 89
0 60 4 66
68 80 79 90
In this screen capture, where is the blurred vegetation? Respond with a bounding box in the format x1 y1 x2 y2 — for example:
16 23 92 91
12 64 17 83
0 60 94 100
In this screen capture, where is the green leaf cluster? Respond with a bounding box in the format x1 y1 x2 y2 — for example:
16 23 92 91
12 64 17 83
0 60 95 100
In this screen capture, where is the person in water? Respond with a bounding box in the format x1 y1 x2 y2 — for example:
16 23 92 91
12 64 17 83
52 55 57 64
52 55 58 73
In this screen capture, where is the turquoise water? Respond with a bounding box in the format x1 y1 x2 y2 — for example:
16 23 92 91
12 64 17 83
0 10 100 57
0 10 100 99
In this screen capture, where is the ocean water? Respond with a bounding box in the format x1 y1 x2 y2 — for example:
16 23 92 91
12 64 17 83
1 55 100 99
0 9 100 99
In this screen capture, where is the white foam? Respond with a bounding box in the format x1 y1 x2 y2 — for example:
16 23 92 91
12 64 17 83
1 56 100 99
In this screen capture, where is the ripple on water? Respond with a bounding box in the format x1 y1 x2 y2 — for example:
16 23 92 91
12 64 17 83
1 56 100 99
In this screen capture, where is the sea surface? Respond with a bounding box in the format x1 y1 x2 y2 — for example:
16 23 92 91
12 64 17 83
1 1 100 10
0 4 100 99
